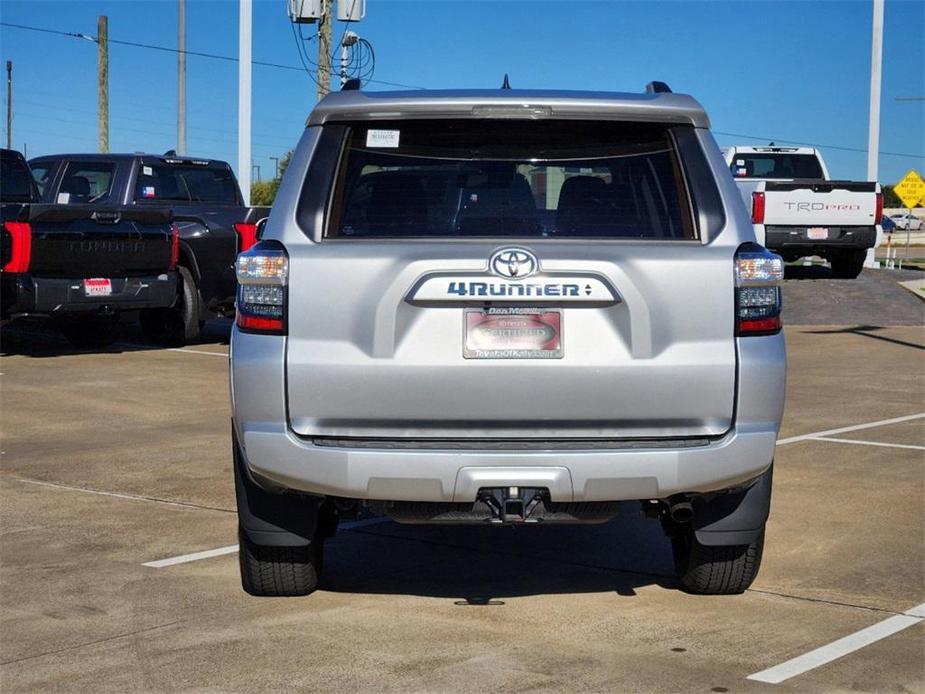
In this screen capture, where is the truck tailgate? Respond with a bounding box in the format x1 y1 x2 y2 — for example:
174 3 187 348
761 180 878 227
25 205 174 276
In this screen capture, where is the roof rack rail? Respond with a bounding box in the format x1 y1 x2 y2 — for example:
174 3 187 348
342 78 361 91
645 81 672 94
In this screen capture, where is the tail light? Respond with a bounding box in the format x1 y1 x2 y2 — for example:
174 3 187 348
875 192 883 225
735 243 783 336
2 221 32 273
235 240 288 334
234 222 259 253
169 223 180 270
751 192 766 224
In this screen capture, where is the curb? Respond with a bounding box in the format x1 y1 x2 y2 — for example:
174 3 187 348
897 279 925 302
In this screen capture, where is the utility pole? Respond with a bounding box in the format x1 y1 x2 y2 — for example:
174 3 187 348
238 0 251 206
317 0 332 100
97 15 109 153
867 0 883 183
270 156 280 179
865 0 884 269
5 61 11 150
177 0 187 155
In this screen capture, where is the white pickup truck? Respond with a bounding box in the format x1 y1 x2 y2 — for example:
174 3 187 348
722 146 882 278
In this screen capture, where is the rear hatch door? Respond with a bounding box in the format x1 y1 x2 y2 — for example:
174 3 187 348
285 119 736 440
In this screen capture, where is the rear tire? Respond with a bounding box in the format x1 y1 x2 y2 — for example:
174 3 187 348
139 266 201 345
60 315 120 348
829 250 866 279
672 525 765 595
238 527 323 597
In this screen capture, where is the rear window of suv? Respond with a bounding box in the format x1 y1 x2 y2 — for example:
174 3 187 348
326 120 696 240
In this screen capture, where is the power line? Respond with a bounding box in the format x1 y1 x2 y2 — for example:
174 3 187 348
0 21 424 89
712 131 924 160
2 21 921 159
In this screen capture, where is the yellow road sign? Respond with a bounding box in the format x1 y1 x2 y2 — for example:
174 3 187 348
894 170 925 209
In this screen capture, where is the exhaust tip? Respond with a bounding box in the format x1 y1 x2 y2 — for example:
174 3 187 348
669 501 694 523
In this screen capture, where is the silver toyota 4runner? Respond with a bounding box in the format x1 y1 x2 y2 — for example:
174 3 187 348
230 83 787 597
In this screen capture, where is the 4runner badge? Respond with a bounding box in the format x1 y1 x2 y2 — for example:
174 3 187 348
405 248 621 306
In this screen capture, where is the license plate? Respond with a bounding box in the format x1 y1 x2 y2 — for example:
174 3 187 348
83 278 112 297
464 308 562 359
807 227 829 240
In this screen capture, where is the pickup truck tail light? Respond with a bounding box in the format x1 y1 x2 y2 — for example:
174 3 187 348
735 244 783 336
875 192 883 225
234 222 259 253
235 240 288 334
169 223 180 270
2 222 32 273
751 192 765 224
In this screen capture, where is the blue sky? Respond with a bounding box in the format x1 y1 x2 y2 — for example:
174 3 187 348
1 0 923 184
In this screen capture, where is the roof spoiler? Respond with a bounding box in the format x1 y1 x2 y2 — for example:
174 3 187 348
645 81 672 94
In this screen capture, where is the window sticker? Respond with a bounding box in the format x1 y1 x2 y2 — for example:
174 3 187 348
736 159 745 166
735 167 748 177
366 129 400 148
56 192 70 204
142 165 153 176
142 186 156 198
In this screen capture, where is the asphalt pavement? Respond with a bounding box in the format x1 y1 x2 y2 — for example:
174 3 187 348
0 310 922 692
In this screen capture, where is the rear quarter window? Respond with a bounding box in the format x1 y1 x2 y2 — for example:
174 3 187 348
322 120 698 240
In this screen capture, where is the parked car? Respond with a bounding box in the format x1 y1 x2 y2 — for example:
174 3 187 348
29 152 269 344
1 148 178 347
722 146 881 278
889 213 923 231
230 83 787 597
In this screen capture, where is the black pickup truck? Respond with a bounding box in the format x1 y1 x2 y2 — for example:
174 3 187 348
29 152 269 344
1 148 178 347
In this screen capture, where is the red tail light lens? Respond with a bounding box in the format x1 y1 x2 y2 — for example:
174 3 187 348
235 241 288 335
234 222 259 253
875 192 883 225
735 243 784 337
169 223 180 270
2 222 32 273
751 192 766 224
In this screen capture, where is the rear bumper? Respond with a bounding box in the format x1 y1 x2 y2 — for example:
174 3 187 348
237 422 777 502
1 272 178 317
763 225 877 252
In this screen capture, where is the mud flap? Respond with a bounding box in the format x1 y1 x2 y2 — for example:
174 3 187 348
692 464 773 546
233 425 321 547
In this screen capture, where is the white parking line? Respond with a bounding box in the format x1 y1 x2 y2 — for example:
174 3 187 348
809 436 925 452
747 603 925 684
166 347 228 358
143 544 239 568
141 516 391 568
12 477 230 512
6 329 228 358
777 413 925 446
